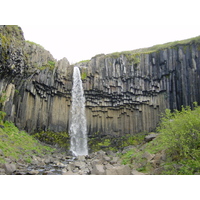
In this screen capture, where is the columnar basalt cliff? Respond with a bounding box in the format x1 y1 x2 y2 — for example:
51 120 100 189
78 41 200 136
0 25 73 133
1 25 200 139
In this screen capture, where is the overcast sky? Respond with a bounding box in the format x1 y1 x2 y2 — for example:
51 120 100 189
2 0 200 64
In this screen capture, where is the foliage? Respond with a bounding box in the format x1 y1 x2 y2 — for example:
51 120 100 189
157 103 200 161
26 40 44 49
0 121 55 164
81 71 87 80
120 148 136 165
0 111 6 126
119 103 200 174
80 67 88 80
124 53 140 65
105 35 200 63
120 133 146 147
33 131 70 149
77 60 90 64
0 92 7 124
89 132 146 153
38 60 56 71
88 136 117 152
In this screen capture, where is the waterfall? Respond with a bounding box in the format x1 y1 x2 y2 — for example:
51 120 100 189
69 66 88 156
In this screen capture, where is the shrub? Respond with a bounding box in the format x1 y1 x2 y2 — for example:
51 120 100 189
157 103 200 161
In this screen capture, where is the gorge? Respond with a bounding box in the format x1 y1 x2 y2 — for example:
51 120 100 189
1 25 200 150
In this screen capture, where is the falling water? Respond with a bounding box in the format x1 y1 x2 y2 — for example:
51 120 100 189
69 66 88 156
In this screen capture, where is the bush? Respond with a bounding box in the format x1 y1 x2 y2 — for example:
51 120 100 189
157 103 200 161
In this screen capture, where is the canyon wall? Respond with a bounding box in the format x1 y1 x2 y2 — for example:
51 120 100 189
0 25 73 133
1 25 200 138
77 43 200 136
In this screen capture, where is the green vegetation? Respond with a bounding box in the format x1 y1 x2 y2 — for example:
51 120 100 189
157 103 200 159
0 33 11 61
26 40 44 49
0 92 7 125
81 71 87 80
106 35 200 63
0 121 55 164
120 103 200 174
33 131 70 149
38 60 56 71
0 111 6 126
77 60 90 64
80 68 88 80
89 132 146 152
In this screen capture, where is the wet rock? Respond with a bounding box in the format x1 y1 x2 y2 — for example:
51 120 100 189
77 155 86 161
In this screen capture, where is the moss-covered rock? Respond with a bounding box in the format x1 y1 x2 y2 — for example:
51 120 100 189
33 131 70 150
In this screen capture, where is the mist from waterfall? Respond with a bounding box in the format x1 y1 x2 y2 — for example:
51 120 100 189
69 66 88 156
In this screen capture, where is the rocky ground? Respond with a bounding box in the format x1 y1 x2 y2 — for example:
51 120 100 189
0 148 146 175
0 133 167 175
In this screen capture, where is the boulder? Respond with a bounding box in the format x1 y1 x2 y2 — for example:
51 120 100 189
91 164 106 175
63 170 79 175
0 168 5 175
28 170 40 175
106 165 131 175
131 169 145 175
150 151 166 168
142 152 155 162
73 161 86 170
152 167 165 175
77 155 86 161
110 157 120 164
144 133 158 142
3 163 17 174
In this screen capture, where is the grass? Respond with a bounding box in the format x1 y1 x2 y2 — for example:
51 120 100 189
26 40 45 49
106 35 200 60
37 60 56 71
0 121 55 164
77 60 90 64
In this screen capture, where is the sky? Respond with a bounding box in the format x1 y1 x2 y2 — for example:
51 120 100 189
2 0 200 64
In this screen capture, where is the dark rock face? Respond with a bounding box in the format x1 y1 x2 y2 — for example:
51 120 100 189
1 25 200 138
78 45 200 136
0 26 73 133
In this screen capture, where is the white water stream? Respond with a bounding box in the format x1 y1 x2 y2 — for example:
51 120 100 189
69 66 88 156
